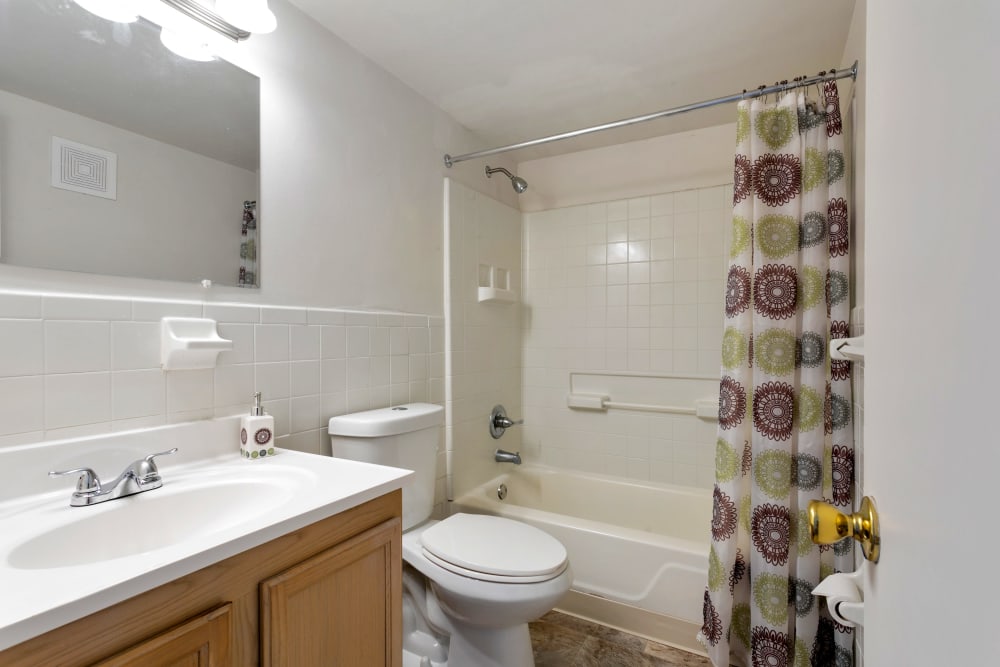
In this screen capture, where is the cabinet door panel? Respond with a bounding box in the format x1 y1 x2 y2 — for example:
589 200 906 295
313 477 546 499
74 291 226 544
260 518 401 667
93 603 232 667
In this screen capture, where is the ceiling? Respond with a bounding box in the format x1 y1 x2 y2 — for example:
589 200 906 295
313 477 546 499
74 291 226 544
288 0 857 162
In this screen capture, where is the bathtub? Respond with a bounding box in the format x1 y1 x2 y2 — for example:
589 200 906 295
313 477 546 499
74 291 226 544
451 466 712 641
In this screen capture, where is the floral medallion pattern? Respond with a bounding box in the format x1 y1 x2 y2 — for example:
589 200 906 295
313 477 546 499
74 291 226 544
753 154 802 207
719 376 748 430
700 85 854 667
727 265 753 317
754 264 798 320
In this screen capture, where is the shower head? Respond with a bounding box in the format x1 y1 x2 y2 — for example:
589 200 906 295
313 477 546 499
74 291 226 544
485 166 528 194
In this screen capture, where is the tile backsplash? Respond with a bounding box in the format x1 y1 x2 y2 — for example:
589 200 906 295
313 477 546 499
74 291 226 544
0 292 445 462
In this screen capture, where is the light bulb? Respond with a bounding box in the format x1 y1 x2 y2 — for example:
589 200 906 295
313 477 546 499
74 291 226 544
215 0 276 34
74 0 138 23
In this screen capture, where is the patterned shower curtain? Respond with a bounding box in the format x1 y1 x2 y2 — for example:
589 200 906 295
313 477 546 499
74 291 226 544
699 82 855 667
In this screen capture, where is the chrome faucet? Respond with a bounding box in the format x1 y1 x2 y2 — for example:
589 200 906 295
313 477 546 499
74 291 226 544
49 448 178 507
494 449 522 465
489 404 523 439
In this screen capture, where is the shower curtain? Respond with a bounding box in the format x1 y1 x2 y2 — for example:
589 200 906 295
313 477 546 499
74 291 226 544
699 82 855 667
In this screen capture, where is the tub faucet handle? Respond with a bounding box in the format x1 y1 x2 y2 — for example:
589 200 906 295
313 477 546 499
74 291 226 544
489 404 523 439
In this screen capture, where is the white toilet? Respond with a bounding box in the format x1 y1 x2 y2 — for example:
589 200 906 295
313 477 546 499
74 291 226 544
328 403 572 667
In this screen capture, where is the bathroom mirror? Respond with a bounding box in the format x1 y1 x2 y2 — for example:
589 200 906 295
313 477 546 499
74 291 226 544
0 0 260 287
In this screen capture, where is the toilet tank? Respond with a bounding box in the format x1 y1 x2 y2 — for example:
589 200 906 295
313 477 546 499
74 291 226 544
328 403 443 530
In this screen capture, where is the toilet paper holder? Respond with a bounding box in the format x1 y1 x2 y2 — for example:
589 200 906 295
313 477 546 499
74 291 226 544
808 495 880 562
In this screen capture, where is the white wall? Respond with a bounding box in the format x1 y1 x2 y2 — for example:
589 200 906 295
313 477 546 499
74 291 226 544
0 89 256 285
516 123 734 212
864 1 999 665
445 179 522 498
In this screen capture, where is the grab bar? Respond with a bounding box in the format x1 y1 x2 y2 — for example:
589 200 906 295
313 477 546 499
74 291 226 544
566 393 717 419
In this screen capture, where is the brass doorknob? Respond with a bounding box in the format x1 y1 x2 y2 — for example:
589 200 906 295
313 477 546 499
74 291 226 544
808 496 880 563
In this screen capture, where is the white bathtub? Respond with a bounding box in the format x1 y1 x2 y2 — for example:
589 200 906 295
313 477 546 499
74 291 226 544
451 466 712 628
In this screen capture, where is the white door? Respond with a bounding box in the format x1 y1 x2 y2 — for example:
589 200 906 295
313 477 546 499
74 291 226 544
863 1 999 664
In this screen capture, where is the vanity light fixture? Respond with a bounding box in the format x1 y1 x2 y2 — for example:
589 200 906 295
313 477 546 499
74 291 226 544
73 0 276 61
73 0 138 23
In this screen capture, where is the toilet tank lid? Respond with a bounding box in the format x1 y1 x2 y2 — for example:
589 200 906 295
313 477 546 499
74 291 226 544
328 403 443 437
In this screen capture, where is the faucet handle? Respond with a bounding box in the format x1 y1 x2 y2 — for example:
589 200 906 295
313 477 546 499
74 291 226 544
135 448 178 482
48 467 102 494
144 448 179 466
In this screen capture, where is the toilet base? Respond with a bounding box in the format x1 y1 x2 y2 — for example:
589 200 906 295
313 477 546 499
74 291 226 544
445 621 534 667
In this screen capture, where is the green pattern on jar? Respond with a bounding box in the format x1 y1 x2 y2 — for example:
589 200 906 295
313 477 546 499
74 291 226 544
739 494 752 533
752 572 789 625
797 386 823 432
802 147 828 192
736 107 751 144
757 214 799 259
794 639 811 667
795 510 814 555
716 438 739 482
722 327 748 370
755 449 793 499
732 603 751 649
708 545 725 592
731 216 752 259
756 328 797 376
756 107 796 150
827 149 846 184
798 265 825 310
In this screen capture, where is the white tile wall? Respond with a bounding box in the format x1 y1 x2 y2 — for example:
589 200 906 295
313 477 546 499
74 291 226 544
0 291 445 503
521 184 732 489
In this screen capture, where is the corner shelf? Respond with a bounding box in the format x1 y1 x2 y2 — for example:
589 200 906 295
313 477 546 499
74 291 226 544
477 287 518 304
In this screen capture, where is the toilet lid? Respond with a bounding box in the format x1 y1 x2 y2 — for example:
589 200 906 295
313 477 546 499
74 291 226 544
419 513 567 578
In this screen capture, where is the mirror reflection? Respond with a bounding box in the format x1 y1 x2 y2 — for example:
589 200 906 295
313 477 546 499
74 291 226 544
0 0 260 287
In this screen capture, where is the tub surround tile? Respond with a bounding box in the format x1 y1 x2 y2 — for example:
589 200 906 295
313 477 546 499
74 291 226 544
131 300 202 321
260 306 308 324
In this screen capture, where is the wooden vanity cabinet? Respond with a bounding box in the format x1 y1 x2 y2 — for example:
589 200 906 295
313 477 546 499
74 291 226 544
0 491 402 667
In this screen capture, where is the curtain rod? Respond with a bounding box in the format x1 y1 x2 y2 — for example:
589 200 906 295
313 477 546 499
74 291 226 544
443 60 858 167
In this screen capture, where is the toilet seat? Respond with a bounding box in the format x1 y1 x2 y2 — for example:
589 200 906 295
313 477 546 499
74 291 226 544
419 513 568 584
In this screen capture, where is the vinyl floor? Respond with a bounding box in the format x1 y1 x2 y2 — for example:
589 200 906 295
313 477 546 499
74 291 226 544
529 611 713 667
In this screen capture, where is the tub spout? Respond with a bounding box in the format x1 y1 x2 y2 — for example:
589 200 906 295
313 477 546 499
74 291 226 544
494 448 522 465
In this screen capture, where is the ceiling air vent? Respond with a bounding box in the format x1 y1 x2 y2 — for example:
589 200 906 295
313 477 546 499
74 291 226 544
51 136 117 200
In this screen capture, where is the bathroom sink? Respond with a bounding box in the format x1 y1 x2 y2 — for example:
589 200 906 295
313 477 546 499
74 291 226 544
7 475 296 570
0 416 413 652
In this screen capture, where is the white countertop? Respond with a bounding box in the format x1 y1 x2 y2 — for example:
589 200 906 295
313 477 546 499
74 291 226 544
0 417 412 651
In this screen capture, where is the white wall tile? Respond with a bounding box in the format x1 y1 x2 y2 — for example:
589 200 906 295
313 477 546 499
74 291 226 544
0 376 44 435
0 320 44 377
261 306 308 324
347 326 370 357
214 364 254 408
45 372 110 429
204 304 260 324
256 362 290 400
322 359 347 394
166 369 214 414
45 321 110 373
255 325 289 362
321 325 346 359
289 325 320 361
132 300 202 321
112 321 161 370
216 323 255 366
290 360 320 397
112 370 165 419
42 296 131 321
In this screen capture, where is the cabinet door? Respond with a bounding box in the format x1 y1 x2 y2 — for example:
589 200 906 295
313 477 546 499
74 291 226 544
93 603 232 667
260 518 402 667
